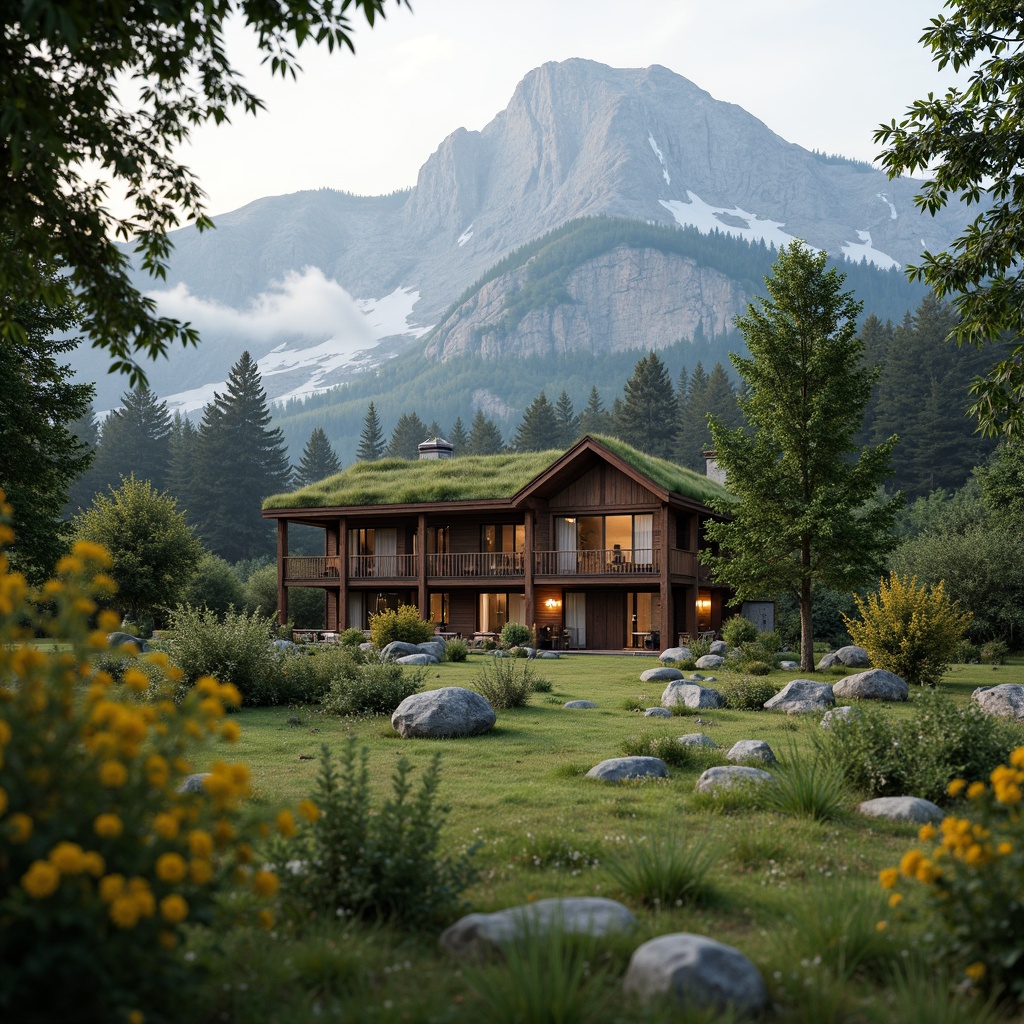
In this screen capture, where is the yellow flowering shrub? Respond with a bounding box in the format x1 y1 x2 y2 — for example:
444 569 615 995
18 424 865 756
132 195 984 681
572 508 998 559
879 746 1024 1002
0 494 282 1023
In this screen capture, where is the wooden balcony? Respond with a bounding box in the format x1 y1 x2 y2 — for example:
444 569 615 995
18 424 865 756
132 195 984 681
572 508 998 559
283 556 342 581
428 552 525 578
670 549 698 577
348 554 418 579
533 548 659 576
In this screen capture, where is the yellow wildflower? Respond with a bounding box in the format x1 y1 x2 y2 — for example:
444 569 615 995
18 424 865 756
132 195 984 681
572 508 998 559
221 720 241 743
7 812 33 843
155 853 187 884
153 812 179 840
918 823 936 842
257 909 275 930
297 799 320 823
252 869 279 898
145 754 169 788
187 830 214 859
900 850 923 878
189 859 214 885
965 962 986 982
888 892 903 908
49 842 87 874
1010 748 1024 769
998 841 1013 856
109 895 141 929
99 874 126 902
71 539 112 566
275 809 297 838
875 920 887 932
160 894 189 923
82 851 105 877
967 781 986 801
123 669 149 693
0 719 11 744
94 813 124 838
128 1011 145 1024
22 861 61 898
99 760 128 787
947 778 967 798
879 867 899 890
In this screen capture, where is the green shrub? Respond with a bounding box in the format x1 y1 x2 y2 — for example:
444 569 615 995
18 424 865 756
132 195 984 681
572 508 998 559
843 573 972 687
763 754 851 821
619 732 696 768
530 675 553 692
720 676 778 710
603 828 717 908
472 657 536 709
722 613 758 648
243 563 324 629
166 604 283 706
499 622 533 649
275 739 477 929
813 691 1019 804
277 645 364 705
956 640 980 664
320 656 422 717
367 604 433 648
178 552 245 616
745 660 772 675
444 637 468 662
688 636 713 660
980 640 1009 665
674 656 697 671
339 627 367 648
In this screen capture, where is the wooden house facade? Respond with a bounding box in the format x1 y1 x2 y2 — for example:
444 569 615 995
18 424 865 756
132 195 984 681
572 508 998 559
261 436 732 650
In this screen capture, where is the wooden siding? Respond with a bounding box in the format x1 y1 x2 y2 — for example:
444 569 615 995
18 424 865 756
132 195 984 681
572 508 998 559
548 464 656 510
585 590 626 650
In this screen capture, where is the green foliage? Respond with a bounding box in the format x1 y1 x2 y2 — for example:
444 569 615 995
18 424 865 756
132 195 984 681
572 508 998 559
955 640 980 664
618 732 696 768
615 352 677 459
276 739 477 928
721 614 758 648
355 402 386 462
472 657 537 709
294 427 341 488
763 755 851 822
530 674 553 693
744 661 771 676
178 552 246 617
813 691 1019 805
242 563 324 630
339 627 368 648
444 638 468 662
368 604 433 648
603 828 717 908
499 622 534 649
875 4 1024 436
75 475 203 624
465 409 506 455
844 573 972 687
91 387 173 497
704 242 902 671
1 0 403 384
719 676 778 710
513 391 561 452
385 411 428 460
980 640 1009 666
165 605 282 706
320 655 422 717
273 646 357 706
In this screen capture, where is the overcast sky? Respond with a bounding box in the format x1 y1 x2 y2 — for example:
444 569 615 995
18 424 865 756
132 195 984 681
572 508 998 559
182 0 951 218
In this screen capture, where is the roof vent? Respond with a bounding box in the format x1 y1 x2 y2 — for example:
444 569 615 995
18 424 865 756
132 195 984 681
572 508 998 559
702 447 726 486
417 437 454 460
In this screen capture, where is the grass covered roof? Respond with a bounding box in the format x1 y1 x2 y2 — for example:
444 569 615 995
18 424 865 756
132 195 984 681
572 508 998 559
262 436 732 510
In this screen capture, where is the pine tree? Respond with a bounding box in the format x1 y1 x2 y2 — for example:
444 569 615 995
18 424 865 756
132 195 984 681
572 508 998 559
703 362 741 436
466 410 505 455
554 391 580 449
703 242 902 671
448 416 469 453
295 427 341 487
356 402 386 462
513 392 560 452
674 362 710 470
191 351 293 563
166 413 199 522
64 402 103 516
386 412 428 460
425 420 442 440
91 386 173 495
616 352 677 458
578 386 612 436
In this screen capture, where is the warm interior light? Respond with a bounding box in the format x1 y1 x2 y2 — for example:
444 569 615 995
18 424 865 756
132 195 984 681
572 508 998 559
544 598 562 609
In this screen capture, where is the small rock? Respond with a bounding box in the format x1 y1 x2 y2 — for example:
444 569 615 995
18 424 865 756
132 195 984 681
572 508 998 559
396 653 438 665
820 705 859 729
177 773 210 794
858 796 943 823
678 733 718 748
586 757 668 782
695 654 725 669
563 700 598 709
660 646 692 663
763 679 834 714
727 740 777 764
709 640 728 656
640 666 685 683
380 640 424 661
644 707 673 718
833 669 908 702
107 631 148 652
696 765 775 794
779 660 798 670
661 682 726 710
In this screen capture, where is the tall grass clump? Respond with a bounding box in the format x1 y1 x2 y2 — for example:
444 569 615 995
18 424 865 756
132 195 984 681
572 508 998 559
445 637 469 662
319 651 422 717
763 753 850 821
619 732 697 768
472 657 545 709
274 739 477 928
603 828 717 908
0 503 286 1023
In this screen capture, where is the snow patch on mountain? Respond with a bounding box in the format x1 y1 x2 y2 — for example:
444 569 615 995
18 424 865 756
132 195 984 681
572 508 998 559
660 192 801 251
458 225 474 246
648 134 670 185
355 286 431 339
842 230 900 270
877 193 898 220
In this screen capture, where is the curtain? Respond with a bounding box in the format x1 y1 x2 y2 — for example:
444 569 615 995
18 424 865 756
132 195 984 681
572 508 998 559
633 514 653 565
556 517 577 574
565 593 586 649
375 528 397 576
347 592 364 629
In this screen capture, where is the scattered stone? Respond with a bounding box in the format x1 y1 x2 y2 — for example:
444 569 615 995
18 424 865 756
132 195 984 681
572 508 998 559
271 638 294 651
440 897 637 960
763 679 834 714
709 640 728 656
416 640 447 661
391 687 496 739
817 646 870 670
396 653 438 666
107 631 148 652
858 797 943 823
536 650 560 659
726 740 777 765
696 765 775 794
833 669 908 702
695 654 725 669
779 660 798 670
972 684 1024 721
359 642 375 653
644 707 673 718
178 773 210 794
563 700 598 709
640 666 685 683
586 757 669 782
660 646 692 663
689 673 706 681
820 705 859 729
678 733 718 748
661 682 726 710
379 640 424 661
624 933 768 1017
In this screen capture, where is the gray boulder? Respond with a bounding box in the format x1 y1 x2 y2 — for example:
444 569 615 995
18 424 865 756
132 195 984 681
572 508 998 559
396 653 438 666
660 646 692 663
709 640 728 656
624 933 768 1017
661 682 726 710
416 640 447 661
358 642 375 653
563 700 598 709
586 756 668 782
379 640 424 661
779 660 798 670
640 666 685 683
972 684 1024 721
695 654 725 669
644 707 673 718
817 645 870 670
678 733 718 748
696 765 775 794
271 638 295 651
107 631 148 652
440 897 636 960
727 740 777 764
763 679 834 714
536 650 561 659
858 797 943 823
391 687 496 739
820 705 860 729
833 669 908 702
177 773 211 794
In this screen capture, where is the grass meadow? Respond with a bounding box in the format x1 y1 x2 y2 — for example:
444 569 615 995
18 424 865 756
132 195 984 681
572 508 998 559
182 652 1024 1024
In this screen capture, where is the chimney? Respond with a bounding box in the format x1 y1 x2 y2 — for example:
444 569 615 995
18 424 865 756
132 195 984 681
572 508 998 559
702 447 726 485
417 436 454 460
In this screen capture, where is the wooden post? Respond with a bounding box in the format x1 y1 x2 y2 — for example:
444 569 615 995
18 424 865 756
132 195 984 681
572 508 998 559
524 509 535 630
338 517 348 630
276 520 288 627
417 513 428 620
659 505 671 653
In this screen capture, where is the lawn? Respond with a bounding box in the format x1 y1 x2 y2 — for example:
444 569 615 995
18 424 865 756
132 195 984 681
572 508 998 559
184 651 1024 1023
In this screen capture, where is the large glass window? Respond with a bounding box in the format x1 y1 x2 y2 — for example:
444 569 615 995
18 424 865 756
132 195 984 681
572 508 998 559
478 592 525 633
627 592 661 648
554 514 654 567
482 524 524 552
429 592 450 627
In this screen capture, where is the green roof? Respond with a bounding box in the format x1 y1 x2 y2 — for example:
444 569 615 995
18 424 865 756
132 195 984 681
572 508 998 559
262 437 732 510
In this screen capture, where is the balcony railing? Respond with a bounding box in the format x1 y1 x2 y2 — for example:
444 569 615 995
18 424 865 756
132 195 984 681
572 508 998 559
533 548 659 576
283 556 342 581
348 554 418 579
670 549 698 577
427 552 525 578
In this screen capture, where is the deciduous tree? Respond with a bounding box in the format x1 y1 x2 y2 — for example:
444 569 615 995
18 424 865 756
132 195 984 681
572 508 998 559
703 242 902 671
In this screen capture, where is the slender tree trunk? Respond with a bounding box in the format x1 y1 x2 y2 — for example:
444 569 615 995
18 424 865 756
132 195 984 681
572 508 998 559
800 540 814 671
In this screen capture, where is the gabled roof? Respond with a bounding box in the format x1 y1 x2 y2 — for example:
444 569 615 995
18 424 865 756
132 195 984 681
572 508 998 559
261 436 732 512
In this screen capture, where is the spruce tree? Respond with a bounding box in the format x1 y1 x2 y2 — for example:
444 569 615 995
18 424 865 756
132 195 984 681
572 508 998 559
674 362 710 470
703 242 902 671
386 412 428 460
65 402 103 516
448 417 469 453
191 351 292 563
616 352 677 458
578 386 612 436
466 410 505 455
513 392 559 452
91 386 173 494
554 391 580 449
167 413 199 522
295 427 341 487
356 402 386 462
